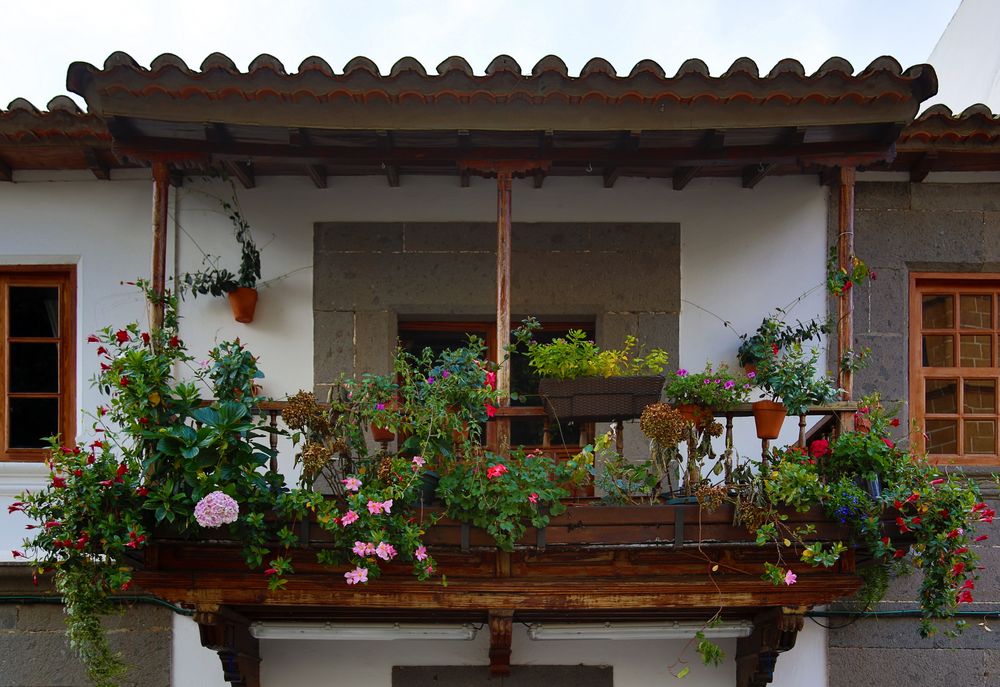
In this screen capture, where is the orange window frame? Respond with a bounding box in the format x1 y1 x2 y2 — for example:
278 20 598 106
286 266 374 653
0 265 76 461
909 273 1000 465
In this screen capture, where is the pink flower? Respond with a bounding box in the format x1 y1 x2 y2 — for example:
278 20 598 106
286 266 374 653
486 463 508 479
930 478 946 486
367 500 383 515
485 371 497 390
414 546 428 561
341 510 359 526
375 542 397 561
344 567 369 585
193 491 239 528
381 499 393 514
342 477 362 492
784 570 797 586
724 380 735 390
882 437 895 449
352 541 375 557
676 369 688 377
412 456 426 470
528 492 539 504
746 371 756 380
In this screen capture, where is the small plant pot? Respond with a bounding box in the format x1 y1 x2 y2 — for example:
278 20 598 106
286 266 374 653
675 403 713 430
752 400 787 440
370 423 395 443
227 287 258 323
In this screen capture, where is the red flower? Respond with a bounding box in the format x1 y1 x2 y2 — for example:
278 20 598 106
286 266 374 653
115 329 129 344
100 363 111 372
97 406 107 417
975 534 989 542
98 479 113 487
120 582 131 592
911 516 922 526
772 344 780 355
930 478 946 486
43 520 61 529
486 463 508 479
168 335 180 348
905 492 920 504
961 579 975 590
97 346 109 357
136 487 149 497
87 453 95 465
957 589 974 604
809 439 829 458
952 562 966 576
870 271 877 281
843 280 853 291
7 502 24 514
264 568 278 576
955 547 969 554
880 536 890 546
893 549 906 558
116 463 128 478
882 437 895 449
50 475 66 489
138 417 149 425
119 376 130 387
11 550 25 559
73 469 82 477
141 332 150 345
87 334 100 343
890 418 900 427
485 403 497 418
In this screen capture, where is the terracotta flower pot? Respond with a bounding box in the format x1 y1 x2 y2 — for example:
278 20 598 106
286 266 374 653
675 403 713 430
227 287 258 323
370 423 395 443
752 400 787 440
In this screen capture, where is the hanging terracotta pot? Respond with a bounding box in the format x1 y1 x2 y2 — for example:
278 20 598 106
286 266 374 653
227 287 258 323
370 423 395 443
752 400 787 440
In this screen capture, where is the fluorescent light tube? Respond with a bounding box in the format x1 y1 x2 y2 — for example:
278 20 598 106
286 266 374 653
526 621 753 641
249 622 479 641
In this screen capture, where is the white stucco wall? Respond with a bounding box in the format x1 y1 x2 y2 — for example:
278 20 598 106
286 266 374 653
927 0 1000 111
1 171 830 686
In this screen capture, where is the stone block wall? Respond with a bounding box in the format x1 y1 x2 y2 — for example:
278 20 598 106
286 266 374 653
313 222 680 456
826 181 1000 687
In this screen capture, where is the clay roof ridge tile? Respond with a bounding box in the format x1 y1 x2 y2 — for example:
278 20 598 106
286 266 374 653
485 55 522 76
766 58 806 78
248 54 287 75
297 56 334 76
45 96 82 114
531 55 569 77
343 56 382 76
103 51 143 71
579 57 616 78
389 57 427 77
436 56 474 76
721 57 760 79
958 103 997 119
673 59 710 78
149 53 192 73
200 53 239 72
814 57 854 76
5 97 40 113
628 59 665 79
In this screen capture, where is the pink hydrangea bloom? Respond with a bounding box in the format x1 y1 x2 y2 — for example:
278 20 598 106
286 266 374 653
345 567 369 585
341 510 359 526
194 491 239 528
342 477 362 492
375 542 397 561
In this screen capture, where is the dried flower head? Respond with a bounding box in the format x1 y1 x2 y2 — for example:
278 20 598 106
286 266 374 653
282 390 330 434
377 454 394 481
301 442 333 476
640 403 686 446
708 421 724 438
696 484 727 512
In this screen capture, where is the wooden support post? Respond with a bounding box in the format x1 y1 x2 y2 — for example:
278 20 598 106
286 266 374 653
488 609 514 677
195 604 260 687
736 607 805 687
496 171 513 453
837 166 856 401
150 161 170 335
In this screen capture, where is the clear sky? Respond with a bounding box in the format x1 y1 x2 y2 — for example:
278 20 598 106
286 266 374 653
1 0 962 109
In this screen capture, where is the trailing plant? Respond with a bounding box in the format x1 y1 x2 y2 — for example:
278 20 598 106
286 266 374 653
827 246 873 297
182 185 261 297
524 329 668 379
663 363 752 411
437 447 591 550
737 312 830 368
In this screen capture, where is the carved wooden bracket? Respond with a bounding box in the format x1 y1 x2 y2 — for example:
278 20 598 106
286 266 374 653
735 607 806 687
194 603 261 687
488 609 515 676
458 159 551 177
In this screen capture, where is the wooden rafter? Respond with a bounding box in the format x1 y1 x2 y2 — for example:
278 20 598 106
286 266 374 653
909 151 938 182
224 160 255 189
742 163 774 189
377 130 400 187
306 164 327 188
0 157 11 182
673 166 699 190
84 148 110 180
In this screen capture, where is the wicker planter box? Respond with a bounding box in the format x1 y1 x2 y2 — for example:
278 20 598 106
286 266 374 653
537 375 665 423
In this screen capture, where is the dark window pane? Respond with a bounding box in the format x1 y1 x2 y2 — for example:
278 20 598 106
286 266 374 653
9 343 59 392
9 287 59 337
926 379 958 414
964 379 996 414
964 420 996 454
922 335 953 367
510 417 582 447
926 419 958 454
960 295 992 329
9 397 59 448
960 335 992 367
922 295 953 329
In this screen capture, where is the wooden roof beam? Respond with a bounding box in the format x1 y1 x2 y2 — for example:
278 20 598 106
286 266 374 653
533 169 545 189
603 166 622 188
700 129 726 149
224 160 255 189
742 162 774 189
84 148 110 180
0 157 12 182
673 166 699 190
306 164 327 188
460 169 471 188
909 151 937 183
205 123 233 144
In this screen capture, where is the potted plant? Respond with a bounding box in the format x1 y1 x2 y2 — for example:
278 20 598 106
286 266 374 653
751 342 840 439
663 363 751 426
737 313 829 373
526 329 669 422
182 190 262 323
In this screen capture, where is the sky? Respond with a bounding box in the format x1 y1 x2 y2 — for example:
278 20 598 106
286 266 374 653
0 0 963 109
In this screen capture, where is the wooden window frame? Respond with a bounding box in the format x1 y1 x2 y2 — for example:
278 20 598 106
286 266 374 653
909 272 1000 465
0 265 76 461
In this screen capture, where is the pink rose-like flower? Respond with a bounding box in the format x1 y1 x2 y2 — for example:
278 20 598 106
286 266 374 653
414 545 428 561
341 510 359 526
194 491 239 528
342 477 362 492
375 542 397 561
486 463 508 479
784 570 797 586
345 567 369 585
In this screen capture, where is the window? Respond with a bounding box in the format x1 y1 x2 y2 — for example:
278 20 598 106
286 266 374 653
397 320 594 450
910 274 1000 464
0 266 76 461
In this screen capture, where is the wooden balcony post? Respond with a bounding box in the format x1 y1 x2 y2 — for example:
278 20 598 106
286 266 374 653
836 166 856 400
496 171 513 452
195 603 260 687
150 161 170 335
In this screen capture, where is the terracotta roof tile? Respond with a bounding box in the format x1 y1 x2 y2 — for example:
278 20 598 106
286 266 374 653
900 103 1000 144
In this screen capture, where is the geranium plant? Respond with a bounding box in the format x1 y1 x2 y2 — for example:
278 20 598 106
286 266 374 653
663 363 752 411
